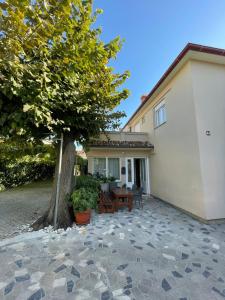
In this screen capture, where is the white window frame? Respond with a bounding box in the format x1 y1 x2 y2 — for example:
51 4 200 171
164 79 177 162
154 99 166 128
93 157 121 181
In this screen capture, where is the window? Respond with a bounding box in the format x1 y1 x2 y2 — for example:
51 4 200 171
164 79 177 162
108 158 120 180
93 157 120 180
127 159 132 182
93 158 106 177
154 100 166 128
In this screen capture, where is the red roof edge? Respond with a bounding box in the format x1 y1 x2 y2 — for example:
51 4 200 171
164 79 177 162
122 43 225 130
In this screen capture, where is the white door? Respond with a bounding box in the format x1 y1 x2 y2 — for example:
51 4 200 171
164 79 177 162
126 158 134 189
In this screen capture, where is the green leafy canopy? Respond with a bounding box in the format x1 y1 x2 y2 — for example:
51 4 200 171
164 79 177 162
0 0 130 142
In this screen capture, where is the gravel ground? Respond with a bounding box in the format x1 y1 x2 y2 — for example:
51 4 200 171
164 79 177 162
0 181 52 240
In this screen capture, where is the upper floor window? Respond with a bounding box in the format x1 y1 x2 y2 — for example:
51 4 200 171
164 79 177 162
154 100 166 128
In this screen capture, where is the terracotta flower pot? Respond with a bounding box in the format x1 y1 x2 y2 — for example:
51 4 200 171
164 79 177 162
75 210 91 225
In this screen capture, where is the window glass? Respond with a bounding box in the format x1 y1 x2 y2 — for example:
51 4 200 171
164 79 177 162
154 101 166 127
127 159 132 182
108 158 120 180
93 158 106 177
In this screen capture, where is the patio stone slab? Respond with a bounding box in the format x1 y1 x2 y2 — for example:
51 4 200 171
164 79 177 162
1 198 225 299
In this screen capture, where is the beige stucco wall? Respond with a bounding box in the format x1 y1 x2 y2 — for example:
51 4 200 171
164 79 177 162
88 56 225 220
87 148 151 189
125 62 207 219
191 60 225 219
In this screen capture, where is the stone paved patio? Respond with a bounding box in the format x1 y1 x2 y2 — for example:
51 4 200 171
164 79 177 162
1 198 225 299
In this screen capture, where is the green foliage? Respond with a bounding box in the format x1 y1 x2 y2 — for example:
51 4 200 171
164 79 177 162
93 174 116 183
0 139 55 189
0 161 54 190
75 175 100 192
0 0 129 142
75 155 87 176
0 139 56 164
72 175 100 212
71 187 98 212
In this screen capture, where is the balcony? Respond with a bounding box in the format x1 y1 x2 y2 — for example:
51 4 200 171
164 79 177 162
89 131 153 149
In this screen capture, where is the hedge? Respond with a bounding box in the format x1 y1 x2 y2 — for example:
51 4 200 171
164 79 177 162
0 161 54 191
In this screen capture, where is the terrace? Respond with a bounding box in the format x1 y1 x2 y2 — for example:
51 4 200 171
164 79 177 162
0 197 225 299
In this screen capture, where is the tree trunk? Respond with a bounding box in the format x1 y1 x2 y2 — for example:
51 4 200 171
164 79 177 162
32 133 75 230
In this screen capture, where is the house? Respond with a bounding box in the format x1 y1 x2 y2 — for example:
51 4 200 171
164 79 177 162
87 43 225 221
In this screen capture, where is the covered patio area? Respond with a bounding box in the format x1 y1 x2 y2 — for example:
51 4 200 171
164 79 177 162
87 131 154 195
1 198 225 299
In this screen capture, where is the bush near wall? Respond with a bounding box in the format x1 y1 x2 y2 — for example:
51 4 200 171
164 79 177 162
0 161 54 190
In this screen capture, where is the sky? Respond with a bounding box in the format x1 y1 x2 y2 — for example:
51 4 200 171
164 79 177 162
2 0 225 127
93 0 225 127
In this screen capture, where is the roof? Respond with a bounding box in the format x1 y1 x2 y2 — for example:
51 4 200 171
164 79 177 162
123 43 225 129
89 140 154 149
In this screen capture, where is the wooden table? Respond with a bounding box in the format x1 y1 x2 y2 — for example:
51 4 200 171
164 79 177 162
112 188 133 212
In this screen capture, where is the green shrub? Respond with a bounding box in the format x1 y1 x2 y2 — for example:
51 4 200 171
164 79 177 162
75 175 100 192
0 161 54 189
0 139 55 190
93 174 116 183
71 187 98 212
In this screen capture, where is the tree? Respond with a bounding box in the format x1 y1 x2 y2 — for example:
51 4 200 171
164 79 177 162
0 0 129 228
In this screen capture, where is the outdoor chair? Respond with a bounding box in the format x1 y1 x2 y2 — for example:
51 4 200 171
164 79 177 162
98 191 115 214
133 187 144 209
132 184 137 191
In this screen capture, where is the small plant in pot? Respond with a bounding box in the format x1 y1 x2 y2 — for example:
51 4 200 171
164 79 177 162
95 175 116 192
71 187 98 225
99 176 109 192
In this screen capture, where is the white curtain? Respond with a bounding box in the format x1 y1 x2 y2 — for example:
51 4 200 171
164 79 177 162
108 158 120 179
93 158 106 177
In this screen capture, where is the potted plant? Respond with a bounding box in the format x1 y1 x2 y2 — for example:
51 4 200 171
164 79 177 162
71 187 98 225
97 175 116 192
99 176 110 192
108 176 117 191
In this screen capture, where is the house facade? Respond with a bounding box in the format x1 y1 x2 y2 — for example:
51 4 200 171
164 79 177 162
87 43 225 221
